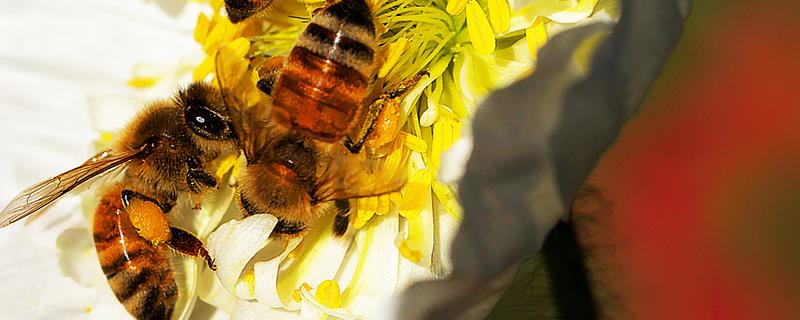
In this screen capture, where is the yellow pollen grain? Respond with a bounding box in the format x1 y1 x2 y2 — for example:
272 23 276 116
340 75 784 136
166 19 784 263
315 280 342 309
292 289 303 302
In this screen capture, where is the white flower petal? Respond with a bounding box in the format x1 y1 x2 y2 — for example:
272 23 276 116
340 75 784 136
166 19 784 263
198 266 239 314
438 135 473 185
272 216 355 308
232 299 300 320
0 225 130 319
341 214 401 318
207 214 278 296
253 238 302 309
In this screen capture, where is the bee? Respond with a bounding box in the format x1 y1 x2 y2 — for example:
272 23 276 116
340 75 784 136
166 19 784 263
219 0 421 237
226 95 409 238
227 0 427 155
0 82 239 320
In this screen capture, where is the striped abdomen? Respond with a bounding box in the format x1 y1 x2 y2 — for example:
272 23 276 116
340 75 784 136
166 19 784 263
93 186 178 320
272 0 378 142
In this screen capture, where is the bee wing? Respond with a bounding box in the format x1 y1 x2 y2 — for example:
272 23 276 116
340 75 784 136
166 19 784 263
0 149 140 227
313 143 410 202
215 50 273 161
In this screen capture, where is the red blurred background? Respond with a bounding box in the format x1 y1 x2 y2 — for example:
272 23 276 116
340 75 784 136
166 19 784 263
588 0 800 318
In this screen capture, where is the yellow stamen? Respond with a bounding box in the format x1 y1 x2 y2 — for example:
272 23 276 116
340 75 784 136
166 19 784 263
379 37 409 78
446 0 469 15
127 77 158 89
487 0 510 34
315 280 343 308
399 170 433 219
403 132 428 153
526 16 548 61
194 13 210 43
432 180 463 220
466 1 496 54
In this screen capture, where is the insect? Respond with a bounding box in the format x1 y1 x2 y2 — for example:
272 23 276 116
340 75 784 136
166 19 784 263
220 0 420 237
0 82 239 320
227 0 427 155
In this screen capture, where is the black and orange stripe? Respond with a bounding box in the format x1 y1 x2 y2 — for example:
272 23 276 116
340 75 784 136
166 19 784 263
271 0 378 142
93 187 178 320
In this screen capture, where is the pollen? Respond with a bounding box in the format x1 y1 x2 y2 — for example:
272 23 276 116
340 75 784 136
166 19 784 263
314 280 342 309
126 198 170 244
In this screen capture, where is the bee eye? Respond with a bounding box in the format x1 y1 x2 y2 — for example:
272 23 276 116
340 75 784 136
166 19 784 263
185 106 234 140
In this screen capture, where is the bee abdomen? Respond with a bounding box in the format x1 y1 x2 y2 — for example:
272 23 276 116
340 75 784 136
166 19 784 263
93 188 178 320
272 0 378 140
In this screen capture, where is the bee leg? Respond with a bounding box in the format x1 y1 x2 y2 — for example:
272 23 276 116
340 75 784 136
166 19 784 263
256 56 286 96
333 199 350 236
224 0 274 23
122 190 216 270
272 219 307 237
186 156 217 194
165 227 217 270
344 71 429 154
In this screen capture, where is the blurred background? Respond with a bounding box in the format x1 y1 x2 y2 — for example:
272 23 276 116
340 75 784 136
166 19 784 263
584 0 800 318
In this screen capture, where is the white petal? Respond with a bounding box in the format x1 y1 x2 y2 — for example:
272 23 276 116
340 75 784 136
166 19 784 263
207 214 278 296
253 238 302 308
270 216 355 309
342 214 401 318
198 266 239 314
232 300 300 320
0 225 130 319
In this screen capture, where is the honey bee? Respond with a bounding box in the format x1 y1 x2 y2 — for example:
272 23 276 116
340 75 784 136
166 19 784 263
227 0 427 155
0 82 238 320
220 0 421 237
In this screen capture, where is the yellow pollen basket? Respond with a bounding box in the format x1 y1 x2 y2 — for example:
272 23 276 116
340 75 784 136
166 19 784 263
126 198 171 244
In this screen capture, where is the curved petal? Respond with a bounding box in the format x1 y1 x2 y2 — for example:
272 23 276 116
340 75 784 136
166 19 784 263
207 214 278 296
400 0 688 318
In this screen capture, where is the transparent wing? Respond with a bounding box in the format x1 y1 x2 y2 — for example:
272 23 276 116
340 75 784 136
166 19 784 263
0 149 141 227
313 141 410 202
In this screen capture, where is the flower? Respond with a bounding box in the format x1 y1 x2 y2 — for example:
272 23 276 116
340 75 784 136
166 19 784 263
0 0 615 319
188 0 609 319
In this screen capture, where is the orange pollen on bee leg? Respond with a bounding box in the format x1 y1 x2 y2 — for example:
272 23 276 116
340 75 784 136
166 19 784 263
365 99 402 150
126 199 171 244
